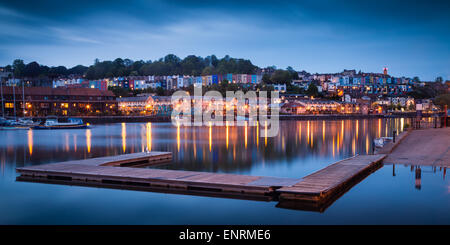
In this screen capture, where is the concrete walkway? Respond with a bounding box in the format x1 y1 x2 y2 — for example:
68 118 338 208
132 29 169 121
383 128 450 167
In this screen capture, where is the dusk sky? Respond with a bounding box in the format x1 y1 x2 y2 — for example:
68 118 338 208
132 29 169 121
0 0 449 80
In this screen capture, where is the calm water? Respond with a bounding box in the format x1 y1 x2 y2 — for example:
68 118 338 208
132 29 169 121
0 119 449 224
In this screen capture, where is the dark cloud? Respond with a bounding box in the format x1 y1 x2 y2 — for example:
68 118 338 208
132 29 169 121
0 0 449 80
2 0 449 27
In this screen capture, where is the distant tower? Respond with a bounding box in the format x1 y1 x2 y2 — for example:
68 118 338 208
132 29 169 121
383 67 388 76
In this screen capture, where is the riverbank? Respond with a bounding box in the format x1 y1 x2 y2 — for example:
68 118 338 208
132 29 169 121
26 112 441 124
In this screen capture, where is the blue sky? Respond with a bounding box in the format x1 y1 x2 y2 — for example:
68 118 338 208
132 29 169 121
0 0 449 81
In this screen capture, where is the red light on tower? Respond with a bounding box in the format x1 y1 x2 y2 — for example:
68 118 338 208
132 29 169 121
383 67 388 76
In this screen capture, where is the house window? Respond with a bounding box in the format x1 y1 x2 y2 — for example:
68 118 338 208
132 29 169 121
5 103 14 108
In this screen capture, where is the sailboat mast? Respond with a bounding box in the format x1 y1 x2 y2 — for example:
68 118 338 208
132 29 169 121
22 80 25 117
13 84 16 120
0 79 4 117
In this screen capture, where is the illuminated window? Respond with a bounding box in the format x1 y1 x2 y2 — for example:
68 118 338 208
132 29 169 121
5 103 14 108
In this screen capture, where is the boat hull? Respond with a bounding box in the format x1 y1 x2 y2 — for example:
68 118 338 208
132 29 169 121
0 126 30 130
32 124 89 130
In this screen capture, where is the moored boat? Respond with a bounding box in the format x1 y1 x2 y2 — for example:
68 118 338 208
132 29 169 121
0 117 35 130
33 117 89 130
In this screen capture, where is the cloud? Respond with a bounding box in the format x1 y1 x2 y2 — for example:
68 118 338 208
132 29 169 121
0 0 448 80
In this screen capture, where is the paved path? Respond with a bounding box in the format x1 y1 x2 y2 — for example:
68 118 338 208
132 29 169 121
384 128 450 167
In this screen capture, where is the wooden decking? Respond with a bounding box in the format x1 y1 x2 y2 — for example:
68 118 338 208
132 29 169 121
277 154 386 204
16 151 387 211
35 152 173 167
16 155 301 199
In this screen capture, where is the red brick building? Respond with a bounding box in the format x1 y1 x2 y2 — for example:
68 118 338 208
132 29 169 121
0 87 117 117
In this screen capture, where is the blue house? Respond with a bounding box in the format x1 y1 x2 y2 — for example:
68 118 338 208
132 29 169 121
251 75 257 84
212 75 218 84
195 76 203 86
226 74 233 82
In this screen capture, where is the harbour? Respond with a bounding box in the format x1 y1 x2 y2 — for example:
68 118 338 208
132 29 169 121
16 151 387 210
2 119 447 220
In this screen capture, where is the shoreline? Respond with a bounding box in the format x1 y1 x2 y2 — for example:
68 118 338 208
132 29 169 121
25 112 441 124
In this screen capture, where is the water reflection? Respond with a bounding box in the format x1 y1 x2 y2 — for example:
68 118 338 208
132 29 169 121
64 133 69 152
121 123 126 153
73 134 77 152
86 129 91 153
0 118 428 178
177 122 181 152
146 122 152 152
390 164 447 191
226 122 229 149
27 129 33 156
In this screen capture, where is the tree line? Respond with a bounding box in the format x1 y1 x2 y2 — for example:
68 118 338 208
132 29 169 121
3 54 268 80
3 59 88 80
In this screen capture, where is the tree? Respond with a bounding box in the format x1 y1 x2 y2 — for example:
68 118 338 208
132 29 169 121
48 66 68 78
24 61 42 77
6 54 264 80
108 86 132 97
220 79 229 87
306 84 319 97
68 65 88 75
12 59 25 77
270 70 292 84
201 66 215 76
261 74 271 84
407 85 438 99
413 76 420 83
435 93 450 108
435 76 444 83
181 55 205 76
156 86 165 96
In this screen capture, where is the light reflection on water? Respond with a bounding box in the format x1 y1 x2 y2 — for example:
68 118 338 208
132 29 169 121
2 118 410 178
0 118 449 224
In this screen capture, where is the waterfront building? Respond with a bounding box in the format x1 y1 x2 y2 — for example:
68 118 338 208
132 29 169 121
148 81 161 89
166 76 173 90
212 75 219 84
194 77 203 87
118 94 172 115
281 99 340 114
226 73 233 82
177 76 184 88
134 80 150 90
6 78 22 86
231 74 238 83
1 86 116 116
202 76 208 86
273 84 287 93
118 94 153 114
0 69 11 83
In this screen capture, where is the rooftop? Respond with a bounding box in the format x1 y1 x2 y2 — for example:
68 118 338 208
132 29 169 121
1 86 115 97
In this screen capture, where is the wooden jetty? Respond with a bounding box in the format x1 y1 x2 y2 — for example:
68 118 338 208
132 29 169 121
24 152 174 168
277 154 386 206
16 151 386 210
16 154 301 200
